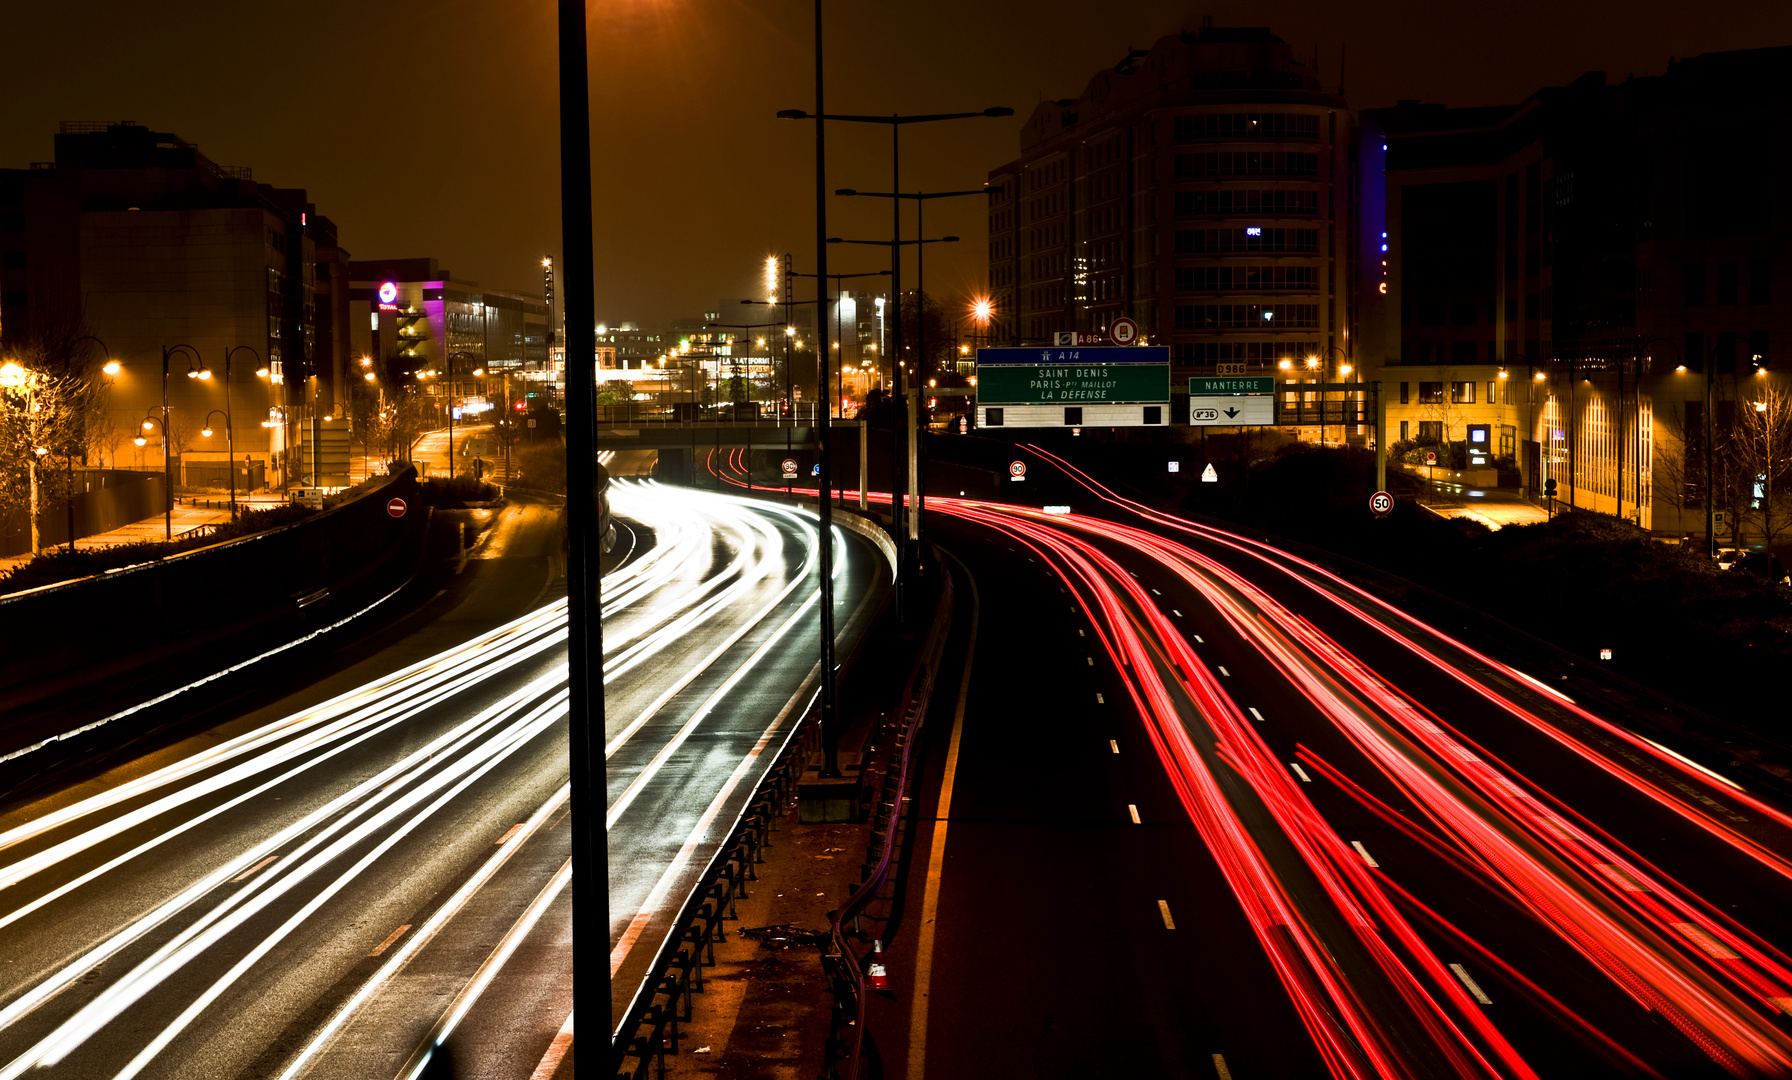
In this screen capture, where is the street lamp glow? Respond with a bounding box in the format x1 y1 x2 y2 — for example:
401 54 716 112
134 435 147 446
364 372 377 382
1278 358 1293 370
142 420 155 431
1339 363 1353 376
971 297 993 322
0 361 24 386
201 427 214 438
1306 356 1321 369
1536 371 1549 380
103 360 121 375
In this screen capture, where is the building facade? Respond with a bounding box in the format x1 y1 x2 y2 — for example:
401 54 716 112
1367 47 1792 536
1 122 339 484
987 26 1355 400
345 257 551 423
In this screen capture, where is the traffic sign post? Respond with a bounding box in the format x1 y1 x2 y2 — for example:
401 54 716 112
781 457 798 481
1369 491 1393 517
1009 460 1027 482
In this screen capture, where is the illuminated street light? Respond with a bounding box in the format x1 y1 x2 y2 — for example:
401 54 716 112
103 360 121 376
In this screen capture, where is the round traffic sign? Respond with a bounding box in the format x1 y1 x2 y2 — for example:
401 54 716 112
781 457 798 473
387 497 407 518
1110 316 1139 345
1369 491 1393 516
1009 460 1027 477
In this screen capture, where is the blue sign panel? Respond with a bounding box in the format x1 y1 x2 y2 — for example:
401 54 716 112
975 346 1170 366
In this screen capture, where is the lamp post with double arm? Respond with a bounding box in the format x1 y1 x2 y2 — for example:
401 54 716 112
160 345 208 539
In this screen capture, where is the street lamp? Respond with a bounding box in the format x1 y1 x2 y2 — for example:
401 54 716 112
1307 345 1351 448
779 103 1012 639
220 345 262 517
829 233 959 562
159 345 206 539
782 268 891 417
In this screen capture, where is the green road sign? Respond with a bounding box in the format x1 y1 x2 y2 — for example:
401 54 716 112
1188 376 1275 395
976 363 1168 405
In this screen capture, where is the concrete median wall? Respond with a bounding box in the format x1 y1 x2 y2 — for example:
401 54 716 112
0 468 428 750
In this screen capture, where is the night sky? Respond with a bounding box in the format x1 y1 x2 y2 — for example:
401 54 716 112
5 0 1790 326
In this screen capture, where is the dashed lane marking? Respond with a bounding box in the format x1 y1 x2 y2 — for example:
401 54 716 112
1450 963 1493 1004
1128 804 1141 824
1158 900 1176 929
369 924 412 957
1351 841 1379 868
1248 707 1265 722
1290 763 1312 782
1109 740 1119 754
231 856 277 883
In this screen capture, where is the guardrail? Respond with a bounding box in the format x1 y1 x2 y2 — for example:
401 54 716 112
610 703 822 1078
821 559 954 1080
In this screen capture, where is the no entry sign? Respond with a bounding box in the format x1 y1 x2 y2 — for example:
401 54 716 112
387 497 407 518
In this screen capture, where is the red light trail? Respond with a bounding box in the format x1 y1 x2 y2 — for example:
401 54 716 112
704 446 1792 1076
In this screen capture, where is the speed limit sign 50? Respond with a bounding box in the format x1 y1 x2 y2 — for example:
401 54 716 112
1369 490 1394 516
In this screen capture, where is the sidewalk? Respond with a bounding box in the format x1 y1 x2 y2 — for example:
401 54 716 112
0 502 236 575
1419 484 1551 531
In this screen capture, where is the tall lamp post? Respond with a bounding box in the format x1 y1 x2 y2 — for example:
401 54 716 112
221 346 263 517
776 103 1011 625
554 0 604 1048
1307 345 1352 448
828 233 959 583
1643 337 1721 556
445 350 482 479
780 268 891 416
161 345 208 539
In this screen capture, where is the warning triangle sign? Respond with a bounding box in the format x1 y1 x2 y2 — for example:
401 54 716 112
1201 463 1219 483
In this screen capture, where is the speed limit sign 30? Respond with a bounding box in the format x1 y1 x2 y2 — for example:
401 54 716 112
1369 490 1394 516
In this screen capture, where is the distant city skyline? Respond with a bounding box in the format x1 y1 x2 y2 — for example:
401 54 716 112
5 0 1789 325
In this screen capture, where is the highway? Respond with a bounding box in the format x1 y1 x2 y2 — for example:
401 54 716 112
0 479 882 1080
712 448 1792 1079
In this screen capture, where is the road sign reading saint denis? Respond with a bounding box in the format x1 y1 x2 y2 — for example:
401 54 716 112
976 346 1168 406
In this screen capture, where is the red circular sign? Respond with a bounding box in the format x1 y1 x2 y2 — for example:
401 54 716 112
1009 461 1027 477
387 497 407 518
1369 491 1393 516
1110 316 1139 345
781 458 798 473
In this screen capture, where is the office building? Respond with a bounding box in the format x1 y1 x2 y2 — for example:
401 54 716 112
1 121 340 484
987 24 1355 391
1367 47 1791 534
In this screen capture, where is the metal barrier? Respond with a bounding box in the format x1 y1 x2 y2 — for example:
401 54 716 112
821 560 955 1080
610 704 822 1078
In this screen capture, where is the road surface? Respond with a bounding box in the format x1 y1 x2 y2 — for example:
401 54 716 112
0 480 882 1080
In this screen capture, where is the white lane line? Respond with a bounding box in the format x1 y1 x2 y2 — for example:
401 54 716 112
1095 693 1105 704
1290 764 1312 783
1218 666 1231 677
610 662 820 978
1193 634 1204 643
1078 629 1084 637
1351 841 1379 868
1086 657 1094 666
231 857 277 883
908 552 980 1080
274 783 571 1080
1213 1054 1235 1079
396 859 573 1080
530 1011 574 1079
494 824 526 845
1449 963 1493 1004
1151 588 1161 595
1248 707 1265 723
369 925 411 957
1172 609 1183 617
1128 805 1141 824
606 588 821 829
1158 900 1176 930
1109 740 1120 754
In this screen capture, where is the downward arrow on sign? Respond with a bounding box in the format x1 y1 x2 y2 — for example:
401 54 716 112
1224 407 1240 418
